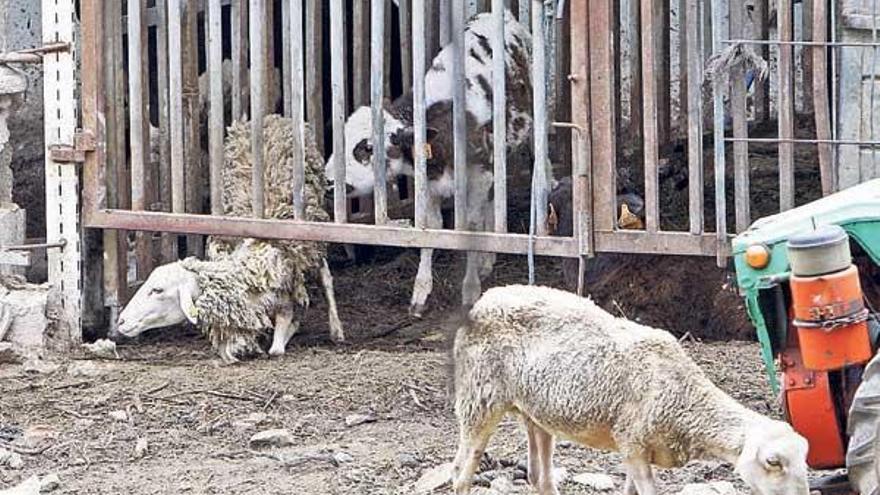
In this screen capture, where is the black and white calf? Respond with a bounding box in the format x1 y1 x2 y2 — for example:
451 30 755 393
325 10 534 315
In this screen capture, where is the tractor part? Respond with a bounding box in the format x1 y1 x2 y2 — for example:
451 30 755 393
781 347 848 468
790 264 873 370
847 351 880 495
788 224 853 277
788 226 873 371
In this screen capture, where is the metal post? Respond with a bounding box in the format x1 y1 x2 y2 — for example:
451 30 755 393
249 0 265 218
329 0 346 222
492 0 507 233
371 0 388 224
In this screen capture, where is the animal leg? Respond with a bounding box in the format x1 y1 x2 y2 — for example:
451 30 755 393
319 258 345 342
461 251 483 309
623 473 637 495
533 423 559 495
268 304 300 356
410 197 443 317
410 248 434 318
524 418 541 488
623 456 656 495
451 411 504 495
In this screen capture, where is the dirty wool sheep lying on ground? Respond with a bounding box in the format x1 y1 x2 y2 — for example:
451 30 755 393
327 9 533 315
114 116 343 363
451 285 809 495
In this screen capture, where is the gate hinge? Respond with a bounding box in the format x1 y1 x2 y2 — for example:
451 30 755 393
49 129 96 164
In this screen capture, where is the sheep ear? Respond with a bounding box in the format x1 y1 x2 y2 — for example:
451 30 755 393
179 280 199 325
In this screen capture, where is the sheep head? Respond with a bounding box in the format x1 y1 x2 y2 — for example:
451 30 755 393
113 261 200 339
324 105 407 198
735 420 809 495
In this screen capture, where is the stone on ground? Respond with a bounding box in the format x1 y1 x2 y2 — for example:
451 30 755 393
571 472 616 491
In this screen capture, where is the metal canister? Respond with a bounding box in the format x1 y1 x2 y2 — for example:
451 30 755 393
787 226 872 370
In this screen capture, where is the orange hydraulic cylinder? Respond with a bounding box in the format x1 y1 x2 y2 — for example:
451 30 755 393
790 265 872 370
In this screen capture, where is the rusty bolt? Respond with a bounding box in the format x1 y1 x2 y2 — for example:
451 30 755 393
789 378 796 386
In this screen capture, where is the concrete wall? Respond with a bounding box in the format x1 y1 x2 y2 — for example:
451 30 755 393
4 2 44 241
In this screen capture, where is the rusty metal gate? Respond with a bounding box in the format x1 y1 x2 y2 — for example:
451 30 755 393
73 0 851 326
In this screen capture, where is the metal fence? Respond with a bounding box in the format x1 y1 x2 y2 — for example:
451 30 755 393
73 0 853 321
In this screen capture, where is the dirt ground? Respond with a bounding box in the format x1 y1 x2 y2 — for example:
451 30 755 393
2 323 782 495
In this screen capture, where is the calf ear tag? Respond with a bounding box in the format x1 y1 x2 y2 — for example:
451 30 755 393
424 143 433 160
547 203 558 234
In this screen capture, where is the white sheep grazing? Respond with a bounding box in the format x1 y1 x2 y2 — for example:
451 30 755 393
114 116 343 363
451 285 810 495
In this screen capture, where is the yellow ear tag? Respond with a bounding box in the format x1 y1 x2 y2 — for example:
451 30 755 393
188 306 199 320
424 143 433 160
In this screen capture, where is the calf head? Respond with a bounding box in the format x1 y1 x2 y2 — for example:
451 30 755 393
736 421 809 495
324 105 408 197
112 261 200 340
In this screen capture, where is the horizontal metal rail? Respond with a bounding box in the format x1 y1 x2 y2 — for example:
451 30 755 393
725 137 880 145
85 209 730 257
724 38 880 48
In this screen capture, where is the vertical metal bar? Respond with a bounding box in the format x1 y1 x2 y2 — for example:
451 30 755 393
518 0 530 29
712 0 728 265
264 0 275 112
400 0 413 93
755 0 769 123
208 0 224 216
492 0 507 233
531 0 550 234
730 0 749 232
183 1 203 256
372 0 389 224
232 0 249 120
353 0 370 108
384 0 393 97
44 0 82 341
102 0 124 312
156 0 175 262
802 0 814 114
127 0 152 278
127 0 146 211
686 0 703 234
282 0 292 116
306 0 324 153
169 0 185 215
426 0 440 61
290 0 306 219
413 0 428 229
778 0 795 211
870 0 878 183
590 0 616 231
441 0 452 44
655 0 670 148
628 0 642 155
250 0 265 218
571 0 594 257
329 0 346 222
812 0 834 194
452 0 468 231
640 0 660 232
677 0 687 138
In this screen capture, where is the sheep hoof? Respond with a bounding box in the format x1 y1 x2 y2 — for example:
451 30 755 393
268 347 285 357
329 333 345 344
409 304 425 318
